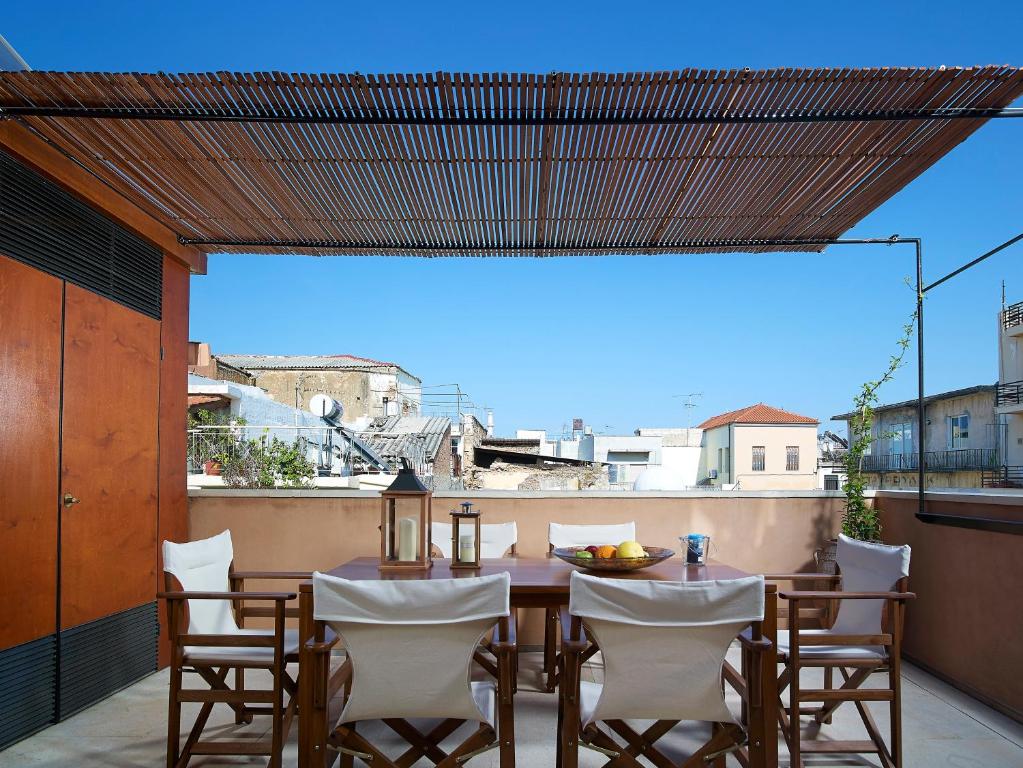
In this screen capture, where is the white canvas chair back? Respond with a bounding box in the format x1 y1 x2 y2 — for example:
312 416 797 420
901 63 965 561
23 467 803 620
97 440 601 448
313 572 510 724
570 571 764 725
549 521 636 549
832 534 911 636
431 521 518 559
162 530 239 635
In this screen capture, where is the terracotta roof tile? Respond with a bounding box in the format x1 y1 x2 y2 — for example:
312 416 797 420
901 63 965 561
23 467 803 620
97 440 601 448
698 403 818 430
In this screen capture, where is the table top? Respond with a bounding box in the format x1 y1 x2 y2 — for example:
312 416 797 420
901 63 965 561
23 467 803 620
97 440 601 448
303 556 752 595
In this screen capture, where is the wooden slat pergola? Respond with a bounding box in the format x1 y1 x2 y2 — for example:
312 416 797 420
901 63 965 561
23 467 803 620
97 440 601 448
1 65 1022 531
1 66 1021 256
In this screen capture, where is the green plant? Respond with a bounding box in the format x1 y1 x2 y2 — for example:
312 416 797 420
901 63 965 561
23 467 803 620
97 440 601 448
841 308 917 541
221 435 316 489
187 409 247 467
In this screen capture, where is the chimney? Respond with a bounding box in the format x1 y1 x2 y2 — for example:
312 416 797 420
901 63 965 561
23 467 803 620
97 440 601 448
486 409 494 437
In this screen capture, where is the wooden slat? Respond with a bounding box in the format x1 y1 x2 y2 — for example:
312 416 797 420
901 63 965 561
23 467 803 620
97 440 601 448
0 67 1019 257
799 739 880 753
798 689 894 702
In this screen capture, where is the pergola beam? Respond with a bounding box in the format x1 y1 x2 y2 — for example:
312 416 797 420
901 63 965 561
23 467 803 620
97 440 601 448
2 106 1022 126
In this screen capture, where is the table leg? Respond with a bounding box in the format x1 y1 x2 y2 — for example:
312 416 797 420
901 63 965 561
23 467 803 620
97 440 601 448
755 585 779 768
298 587 325 768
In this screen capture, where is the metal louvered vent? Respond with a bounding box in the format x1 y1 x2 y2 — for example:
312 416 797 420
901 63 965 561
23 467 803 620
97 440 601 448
59 602 158 719
0 149 162 319
0 635 56 750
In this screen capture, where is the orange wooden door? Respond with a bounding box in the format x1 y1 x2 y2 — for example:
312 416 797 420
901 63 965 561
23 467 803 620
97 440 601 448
59 284 160 629
0 255 62 650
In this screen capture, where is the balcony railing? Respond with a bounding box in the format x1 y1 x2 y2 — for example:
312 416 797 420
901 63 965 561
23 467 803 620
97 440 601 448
997 380 1023 407
1002 301 1023 329
861 448 999 473
982 466 1023 488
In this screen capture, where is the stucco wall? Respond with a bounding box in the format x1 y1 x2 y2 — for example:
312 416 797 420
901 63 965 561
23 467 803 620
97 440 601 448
876 490 1023 721
188 490 843 645
731 424 819 490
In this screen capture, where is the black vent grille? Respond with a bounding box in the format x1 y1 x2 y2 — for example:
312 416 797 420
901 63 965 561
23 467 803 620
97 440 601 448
0 149 163 319
59 602 159 719
0 635 57 750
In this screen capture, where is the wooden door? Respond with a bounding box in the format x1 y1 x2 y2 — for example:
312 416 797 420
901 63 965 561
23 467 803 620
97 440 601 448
0 255 62 650
59 284 160 629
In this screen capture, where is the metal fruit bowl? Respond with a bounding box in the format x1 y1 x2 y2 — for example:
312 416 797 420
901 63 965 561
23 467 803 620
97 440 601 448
553 545 675 572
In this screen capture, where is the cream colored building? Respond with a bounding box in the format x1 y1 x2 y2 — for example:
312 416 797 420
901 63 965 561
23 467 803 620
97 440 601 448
997 299 1023 481
697 403 820 490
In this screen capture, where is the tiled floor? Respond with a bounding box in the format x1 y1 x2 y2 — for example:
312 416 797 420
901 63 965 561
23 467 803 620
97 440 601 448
2 650 1020 767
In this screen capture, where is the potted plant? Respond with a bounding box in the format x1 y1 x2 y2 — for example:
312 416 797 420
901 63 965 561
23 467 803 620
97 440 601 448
818 310 917 571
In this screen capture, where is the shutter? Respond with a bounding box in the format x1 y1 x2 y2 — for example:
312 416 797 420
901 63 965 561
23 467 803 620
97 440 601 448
0 149 163 319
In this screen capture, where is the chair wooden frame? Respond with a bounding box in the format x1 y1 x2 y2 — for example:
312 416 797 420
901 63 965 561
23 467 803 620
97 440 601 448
557 608 771 768
306 613 517 768
159 567 311 768
768 572 915 768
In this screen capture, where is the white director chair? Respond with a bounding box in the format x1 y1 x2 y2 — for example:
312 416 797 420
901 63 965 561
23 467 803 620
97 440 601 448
558 571 769 768
310 571 516 767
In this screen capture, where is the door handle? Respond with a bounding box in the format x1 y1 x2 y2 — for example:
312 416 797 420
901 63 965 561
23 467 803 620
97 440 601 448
63 493 81 507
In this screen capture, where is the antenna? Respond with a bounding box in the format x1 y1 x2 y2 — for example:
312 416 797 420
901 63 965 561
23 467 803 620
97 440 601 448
672 393 703 432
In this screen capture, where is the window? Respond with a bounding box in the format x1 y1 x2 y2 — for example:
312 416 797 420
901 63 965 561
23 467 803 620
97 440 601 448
950 414 969 449
786 446 799 471
752 446 765 472
889 422 912 454
824 474 840 490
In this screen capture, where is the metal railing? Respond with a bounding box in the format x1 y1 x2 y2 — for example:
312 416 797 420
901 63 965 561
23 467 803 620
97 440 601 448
861 448 999 473
997 380 1023 407
188 425 342 475
981 466 1023 488
1002 301 1023 329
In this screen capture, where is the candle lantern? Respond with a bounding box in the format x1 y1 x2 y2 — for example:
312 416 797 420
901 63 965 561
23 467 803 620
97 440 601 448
379 461 432 572
449 501 482 570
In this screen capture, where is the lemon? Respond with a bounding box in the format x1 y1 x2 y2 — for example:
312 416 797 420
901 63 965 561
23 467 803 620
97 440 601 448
616 540 645 558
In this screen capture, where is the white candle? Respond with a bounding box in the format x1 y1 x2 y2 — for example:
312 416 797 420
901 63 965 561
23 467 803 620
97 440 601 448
459 533 476 563
398 517 418 561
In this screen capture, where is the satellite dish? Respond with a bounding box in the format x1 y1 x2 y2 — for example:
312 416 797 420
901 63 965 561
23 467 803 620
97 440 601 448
309 393 343 421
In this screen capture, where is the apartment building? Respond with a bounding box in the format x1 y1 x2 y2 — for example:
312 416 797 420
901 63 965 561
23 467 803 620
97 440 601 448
697 404 820 490
833 385 999 489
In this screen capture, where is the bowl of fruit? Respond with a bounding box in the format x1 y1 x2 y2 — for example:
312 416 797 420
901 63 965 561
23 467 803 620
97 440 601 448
552 541 675 572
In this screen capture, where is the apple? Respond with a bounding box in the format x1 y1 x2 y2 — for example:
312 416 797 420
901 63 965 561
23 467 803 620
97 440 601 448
585 546 599 555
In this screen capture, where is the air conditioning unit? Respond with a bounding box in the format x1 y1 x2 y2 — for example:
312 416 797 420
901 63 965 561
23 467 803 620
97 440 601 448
708 469 718 479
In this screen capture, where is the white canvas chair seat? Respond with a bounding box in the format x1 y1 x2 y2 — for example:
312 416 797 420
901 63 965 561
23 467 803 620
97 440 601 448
569 572 764 726
313 571 510 725
469 681 496 726
548 521 636 549
775 629 883 660
431 521 518 559
184 628 301 665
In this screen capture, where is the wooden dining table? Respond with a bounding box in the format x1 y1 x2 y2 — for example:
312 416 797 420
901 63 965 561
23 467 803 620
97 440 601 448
297 557 779 768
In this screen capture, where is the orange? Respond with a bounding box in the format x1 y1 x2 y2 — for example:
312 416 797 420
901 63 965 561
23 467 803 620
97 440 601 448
596 545 617 559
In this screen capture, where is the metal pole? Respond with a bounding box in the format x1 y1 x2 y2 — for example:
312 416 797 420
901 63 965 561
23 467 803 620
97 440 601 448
916 240 926 516
4 104 1022 126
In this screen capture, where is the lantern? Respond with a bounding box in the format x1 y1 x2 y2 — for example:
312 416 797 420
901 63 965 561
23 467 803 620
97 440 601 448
379 461 432 571
449 501 481 570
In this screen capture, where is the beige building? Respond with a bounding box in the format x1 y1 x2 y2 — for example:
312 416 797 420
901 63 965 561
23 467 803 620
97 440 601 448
697 404 819 490
217 353 422 421
996 299 1023 485
833 384 999 489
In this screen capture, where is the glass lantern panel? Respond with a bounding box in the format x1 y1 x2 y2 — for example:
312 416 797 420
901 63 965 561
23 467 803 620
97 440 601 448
393 497 423 561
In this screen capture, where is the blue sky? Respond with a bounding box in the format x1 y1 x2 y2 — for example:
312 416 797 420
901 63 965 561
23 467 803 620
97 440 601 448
6 1 1022 436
